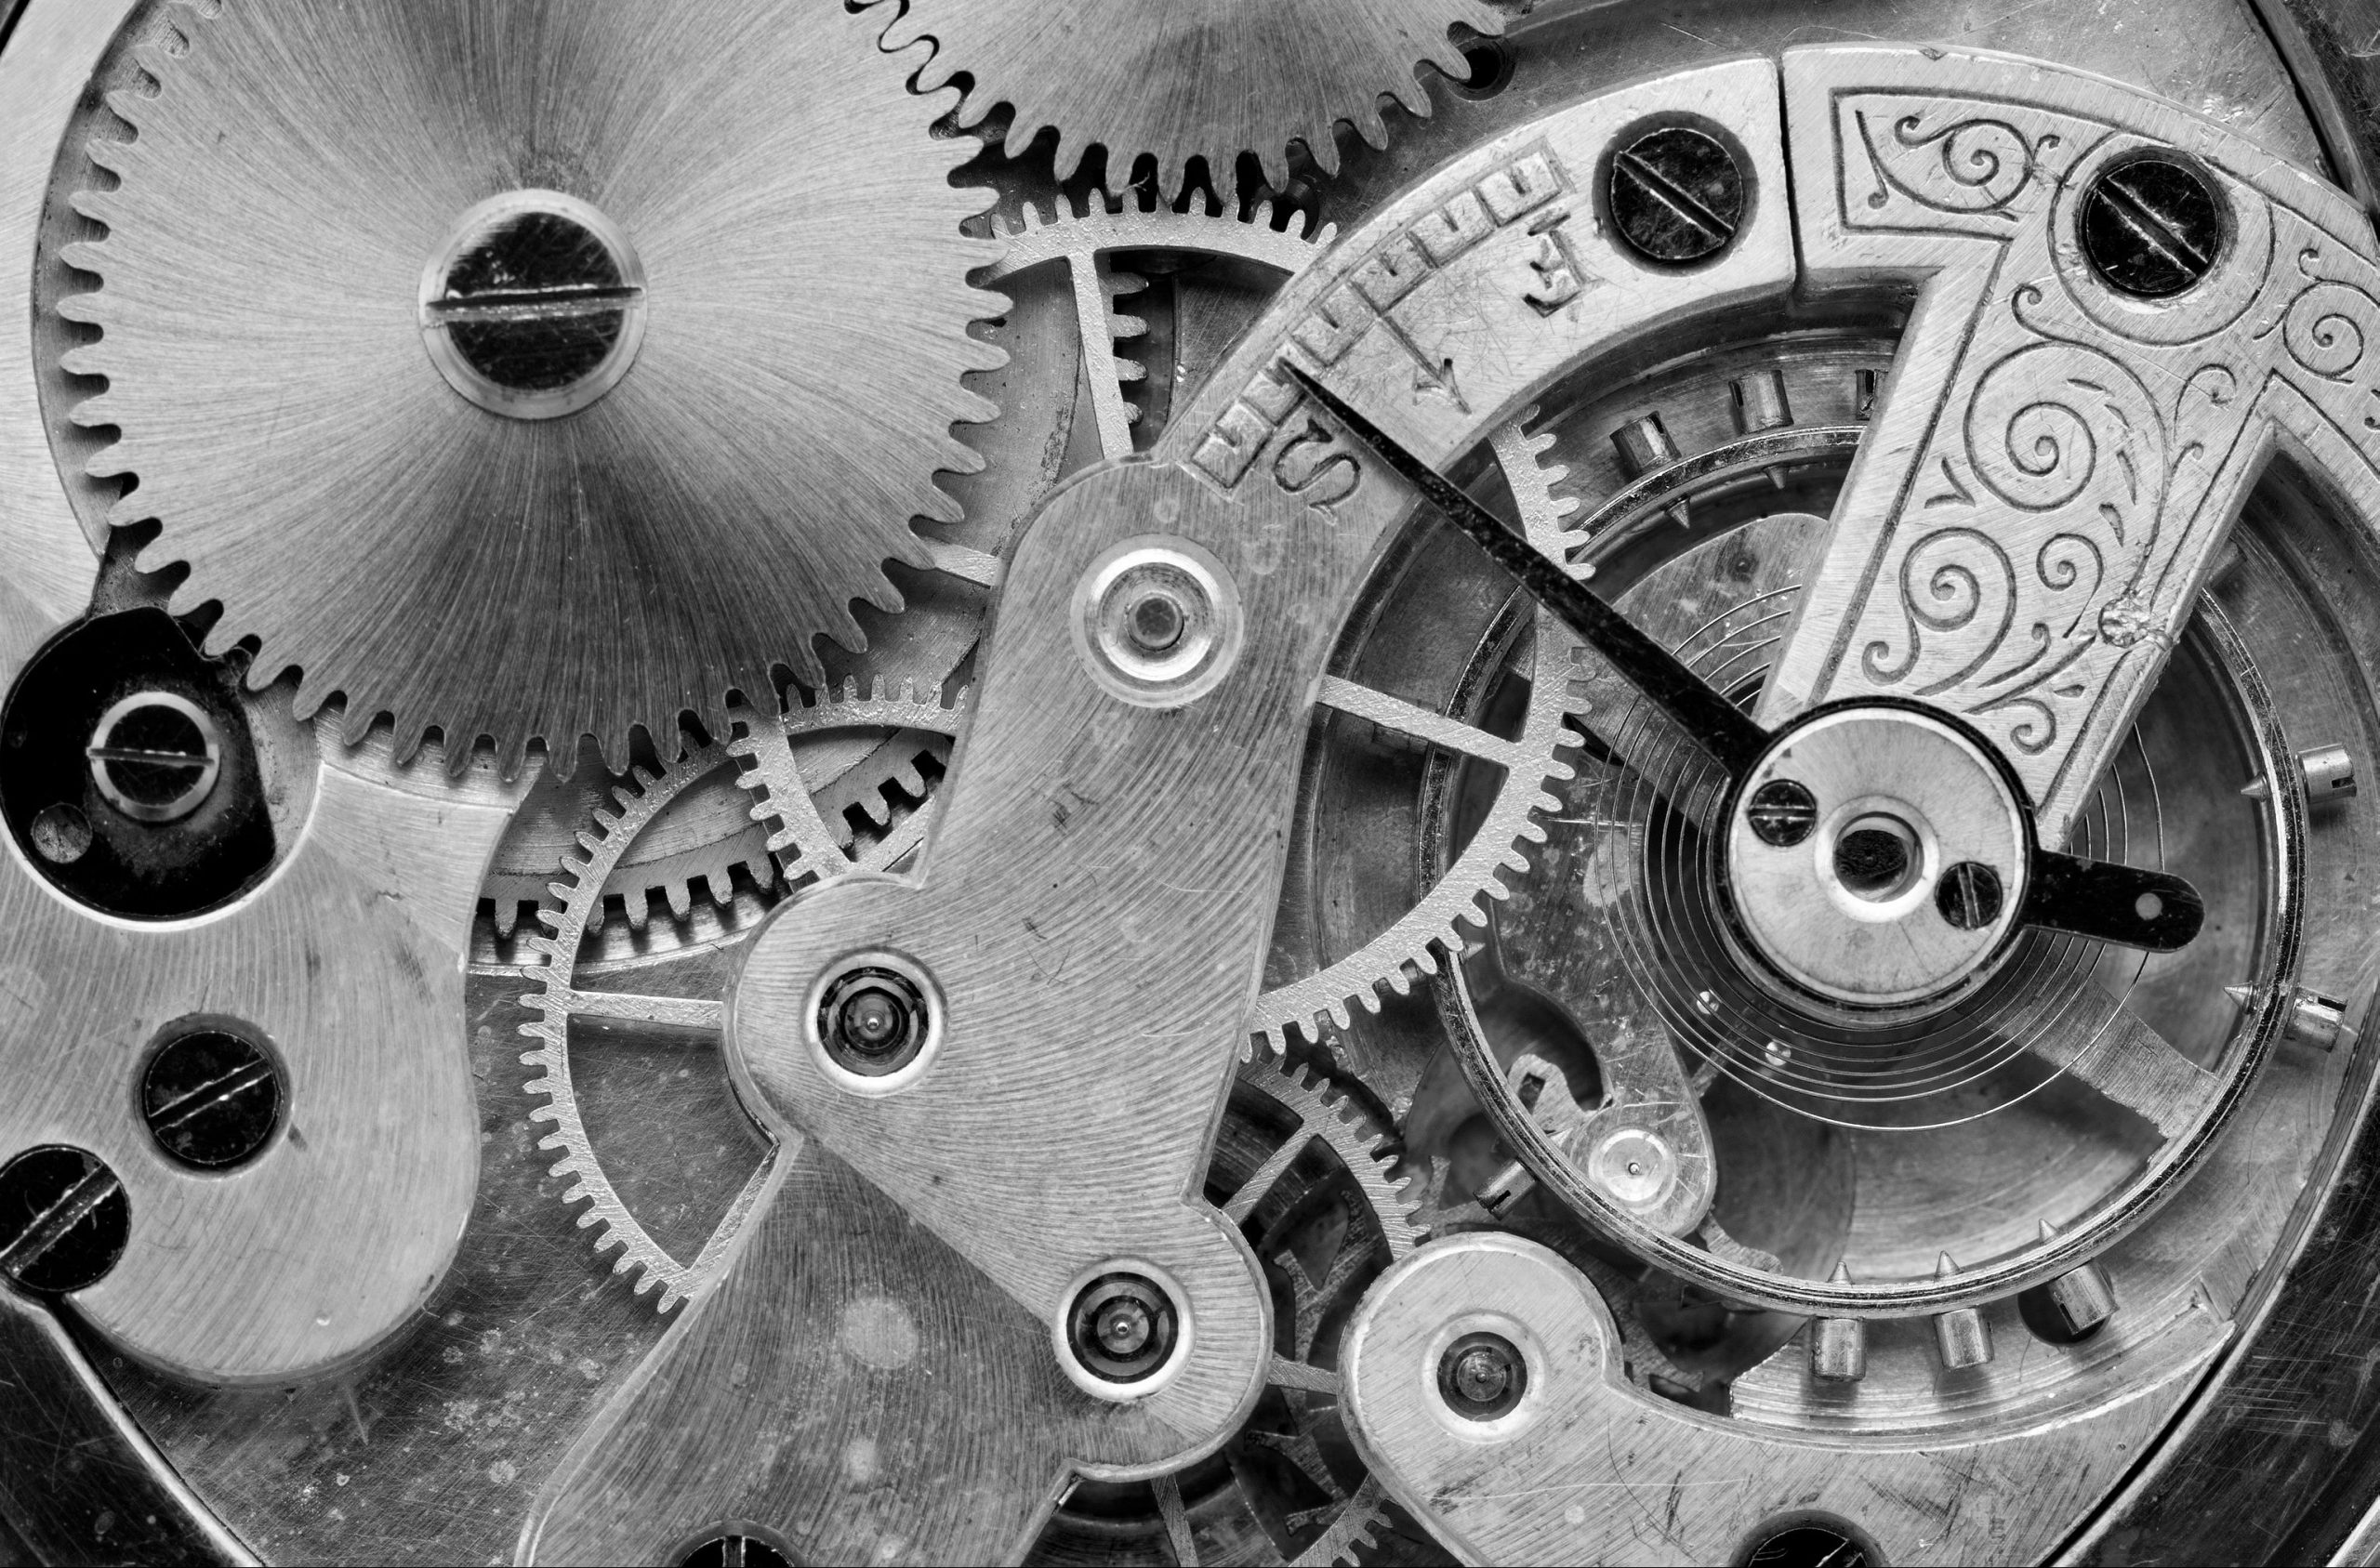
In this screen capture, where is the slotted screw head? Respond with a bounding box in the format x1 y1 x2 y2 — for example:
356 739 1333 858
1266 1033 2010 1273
1745 779 1818 847
1937 861 2005 931
144 1026 282 1169
1609 125 1744 264
2082 154 2223 297
0 1146 127 1293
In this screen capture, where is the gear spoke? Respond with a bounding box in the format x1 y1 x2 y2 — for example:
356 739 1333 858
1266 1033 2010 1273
1289 364 1774 778
543 987 723 1034
2023 976 2220 1140
1315 676 1540 771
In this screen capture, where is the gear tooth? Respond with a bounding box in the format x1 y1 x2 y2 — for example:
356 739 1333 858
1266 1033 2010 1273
664 879 694 922
54 271 109 312
101 86 156 127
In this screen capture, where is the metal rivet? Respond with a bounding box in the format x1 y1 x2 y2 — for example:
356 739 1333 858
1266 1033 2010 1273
2232 983 2356 1053
1475 1158 1537 1219
1436 1330 1527 1420
1608 125 1745 264
1812 1260 1867 1382
143 1025 283 1169
1730 367 1794 434
0 1145 128 1294
2082 154 2223 297
2241 744 2357 807
2037 1219 2118 1337
1931 1252 1993 1368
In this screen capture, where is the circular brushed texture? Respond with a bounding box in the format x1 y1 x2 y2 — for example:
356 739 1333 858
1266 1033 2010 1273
55 0 1005 771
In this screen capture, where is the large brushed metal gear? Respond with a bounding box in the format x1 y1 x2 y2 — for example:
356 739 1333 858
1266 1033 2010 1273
52 0 1005 771
872 0 1505 196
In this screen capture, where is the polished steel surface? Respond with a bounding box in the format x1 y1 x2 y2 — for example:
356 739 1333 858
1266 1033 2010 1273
8 2 2380 1565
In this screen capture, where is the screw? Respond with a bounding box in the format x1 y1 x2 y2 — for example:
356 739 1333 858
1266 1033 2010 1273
0 1145 128 1294
429 208 640 392
143 1026 282 1169
87 691 222 824
1065 1272 1180 1384
1608 125 1744 264
2082 154 2222 297
1937 862 2005 930
816 965 930 1077
1745 779 1818 846
1437 1330 1527 1419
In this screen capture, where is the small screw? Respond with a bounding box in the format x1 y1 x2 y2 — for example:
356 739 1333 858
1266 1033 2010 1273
1937 861 2005 930
1437 1330 1527 1419
1066 1272 1179 1383
1608 125 1744 264
2082 154 2222 297
87 691 222 824
143 1025 282 1169
429 209 640 393
0 1145 128 1294
1745 779 1818 846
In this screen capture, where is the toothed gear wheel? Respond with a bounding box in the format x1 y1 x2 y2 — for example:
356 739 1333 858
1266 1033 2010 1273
982 191 1336 463
56 0 1005 771
727 679 969 878
485 684 965 936
520 693 958 1311
872 0 1505 197
1042 1051 1421 1565
1250 415 1582 1051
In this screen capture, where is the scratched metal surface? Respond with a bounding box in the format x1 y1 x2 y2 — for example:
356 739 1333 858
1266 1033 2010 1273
0 1 2371 1562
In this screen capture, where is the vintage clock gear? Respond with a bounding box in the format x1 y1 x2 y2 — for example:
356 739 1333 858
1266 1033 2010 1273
12 1 2380 1563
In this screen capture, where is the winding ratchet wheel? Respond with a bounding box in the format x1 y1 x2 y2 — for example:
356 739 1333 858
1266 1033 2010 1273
16 2 2380 1564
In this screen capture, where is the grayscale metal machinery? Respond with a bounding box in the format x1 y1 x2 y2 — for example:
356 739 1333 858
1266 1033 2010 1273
15 1 2380 1563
